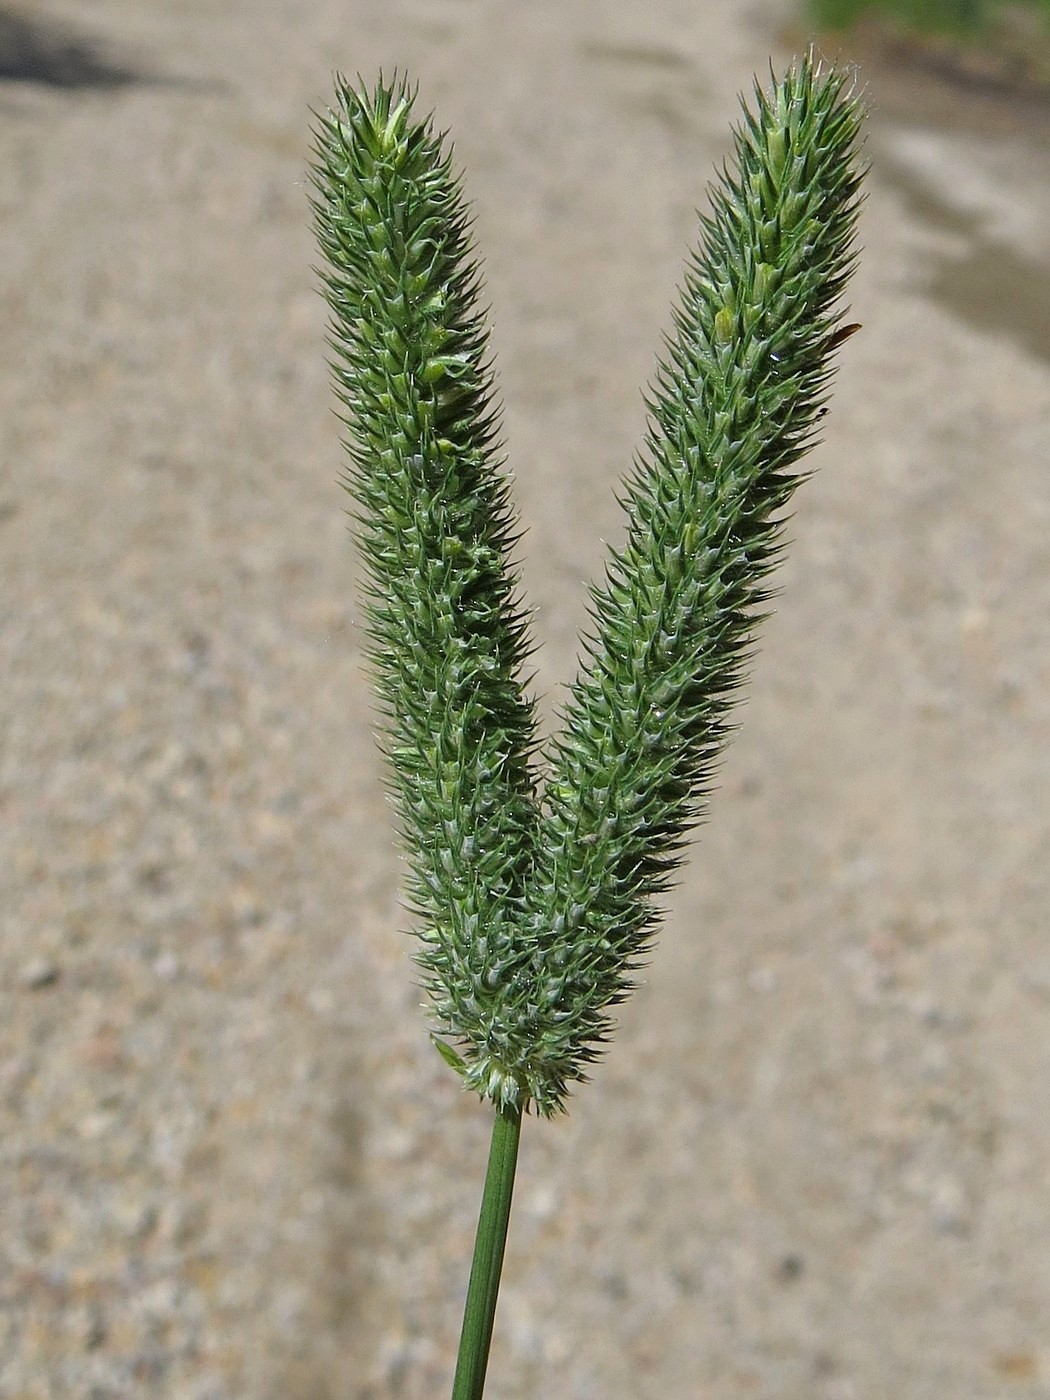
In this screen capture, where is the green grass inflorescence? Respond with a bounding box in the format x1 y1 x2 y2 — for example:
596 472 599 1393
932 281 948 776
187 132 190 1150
311 56 865 1118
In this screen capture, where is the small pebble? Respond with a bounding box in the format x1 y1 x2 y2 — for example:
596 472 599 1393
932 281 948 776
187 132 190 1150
153 952 180 982
18 958 60 990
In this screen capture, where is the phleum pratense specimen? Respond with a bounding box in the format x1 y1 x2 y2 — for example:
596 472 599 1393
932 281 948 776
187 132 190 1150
311 53 865 1400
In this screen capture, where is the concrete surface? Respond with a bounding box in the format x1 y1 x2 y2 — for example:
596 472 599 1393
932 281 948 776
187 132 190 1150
2 2 1049 1396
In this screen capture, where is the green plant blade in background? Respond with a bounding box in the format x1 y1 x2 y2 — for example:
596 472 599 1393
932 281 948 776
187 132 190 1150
809 0 989 32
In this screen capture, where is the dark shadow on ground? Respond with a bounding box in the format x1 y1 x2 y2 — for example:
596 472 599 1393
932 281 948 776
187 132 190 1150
0 8 144 88
875 149 1050 367
0 8 218 91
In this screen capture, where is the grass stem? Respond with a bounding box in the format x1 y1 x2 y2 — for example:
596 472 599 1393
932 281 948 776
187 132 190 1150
451 1101 523 1400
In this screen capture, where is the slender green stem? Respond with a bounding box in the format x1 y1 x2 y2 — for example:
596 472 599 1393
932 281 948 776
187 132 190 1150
451 1101 523 1400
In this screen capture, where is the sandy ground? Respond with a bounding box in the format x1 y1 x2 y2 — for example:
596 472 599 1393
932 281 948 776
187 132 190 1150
2 2 1049 1397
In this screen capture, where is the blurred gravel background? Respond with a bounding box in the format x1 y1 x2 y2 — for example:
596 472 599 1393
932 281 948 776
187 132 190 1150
2 2 1049 1397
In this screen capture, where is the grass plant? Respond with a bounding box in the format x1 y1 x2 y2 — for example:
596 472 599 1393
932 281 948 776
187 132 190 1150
808 0 1050 38
311 52 865 1398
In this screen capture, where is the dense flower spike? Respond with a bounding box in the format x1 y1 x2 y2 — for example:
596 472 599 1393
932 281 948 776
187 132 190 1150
310 77 540 1068
312 58 865 1117
511 59 865 1113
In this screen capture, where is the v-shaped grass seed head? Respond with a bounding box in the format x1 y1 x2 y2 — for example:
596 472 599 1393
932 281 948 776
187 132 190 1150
311 56 865 1119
